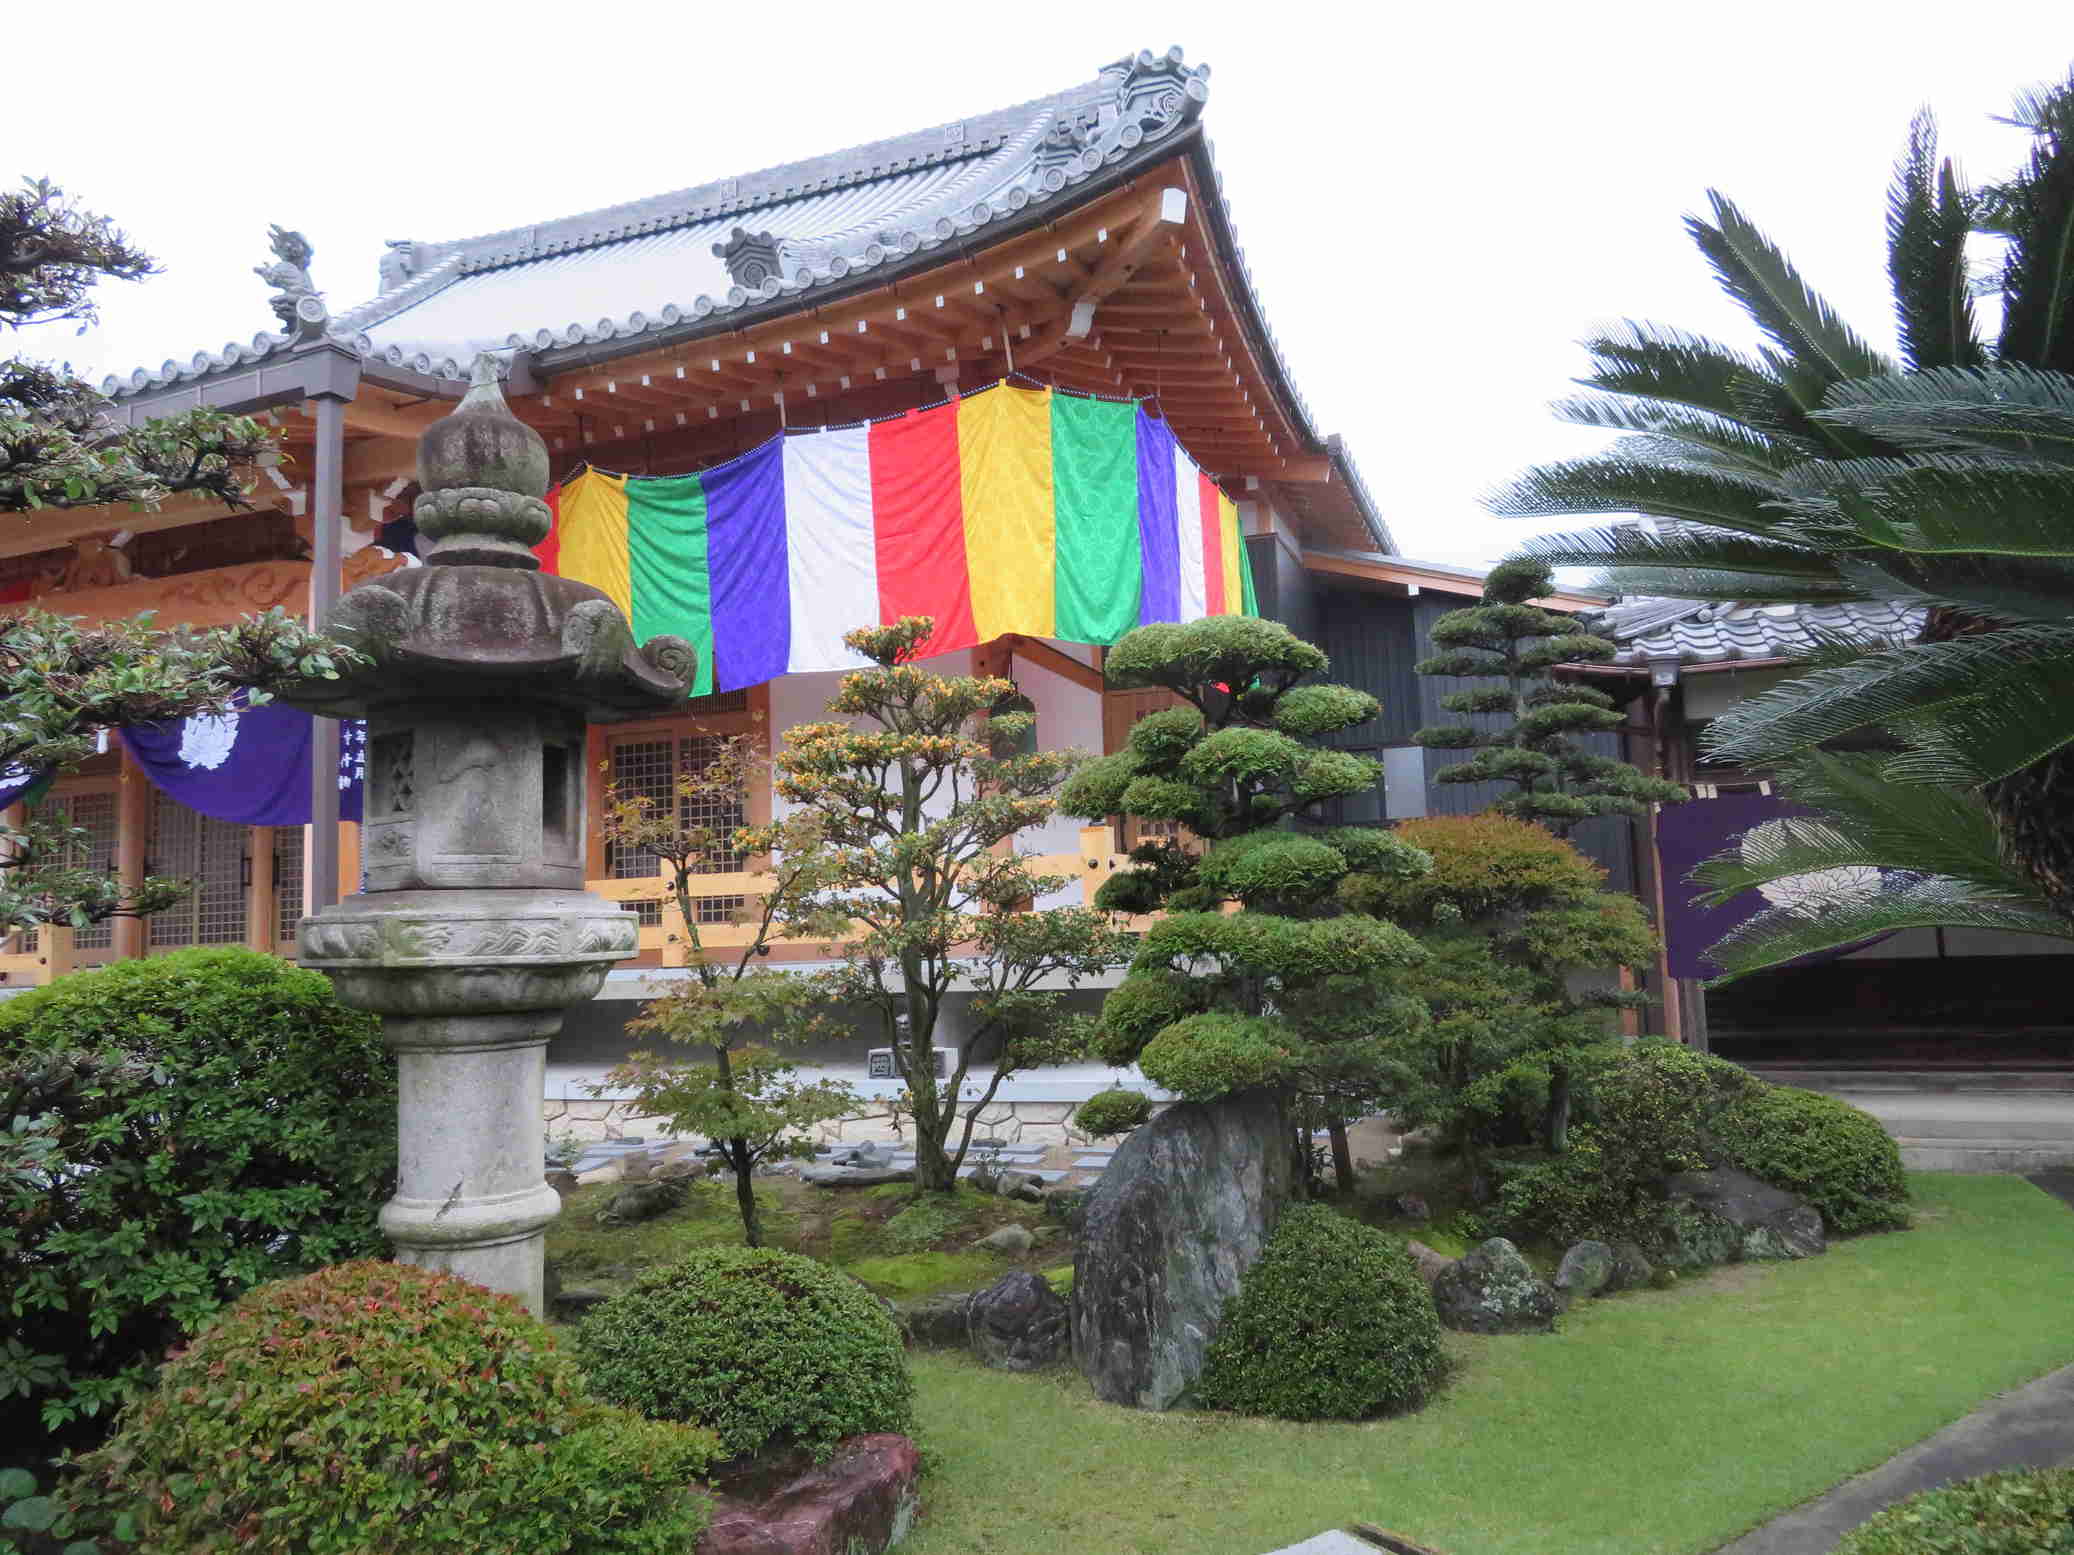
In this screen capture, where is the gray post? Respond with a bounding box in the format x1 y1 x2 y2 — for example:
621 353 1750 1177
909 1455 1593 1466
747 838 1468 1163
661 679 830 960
309 392 346 911
283 357 693 1312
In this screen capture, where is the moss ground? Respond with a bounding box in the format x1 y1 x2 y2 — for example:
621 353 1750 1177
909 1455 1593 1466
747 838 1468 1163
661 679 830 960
545 1174 1060 1307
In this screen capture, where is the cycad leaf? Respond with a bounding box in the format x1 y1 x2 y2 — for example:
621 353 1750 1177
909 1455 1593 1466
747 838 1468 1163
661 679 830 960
1701 626 2074 764
1817 366 2074 463
1550 393 1798 475
1886 110 1984 372
1575 321 1773 423
1838 465 2074 556
1510 524 1849 579
1835 551 2074 626
1879 660 2074 783
1990 70 2074 372
1483 457 1794 535
1696 752 2041 897
1691 192 1894 386
1700 881 2074 982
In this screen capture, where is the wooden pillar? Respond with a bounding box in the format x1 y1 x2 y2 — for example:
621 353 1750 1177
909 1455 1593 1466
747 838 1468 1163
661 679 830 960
309 392 347 912
246 827 277 952
585 726 611 879
338 821 360 903
114 747 151 962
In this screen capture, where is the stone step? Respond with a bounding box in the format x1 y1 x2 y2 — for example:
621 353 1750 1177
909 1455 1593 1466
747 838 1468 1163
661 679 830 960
1896 1138 2074 1173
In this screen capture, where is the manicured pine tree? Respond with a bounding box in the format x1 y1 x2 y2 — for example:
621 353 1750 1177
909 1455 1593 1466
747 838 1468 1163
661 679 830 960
774 617 1132 1194
1058 616 1432 1193
1412 558 1683 832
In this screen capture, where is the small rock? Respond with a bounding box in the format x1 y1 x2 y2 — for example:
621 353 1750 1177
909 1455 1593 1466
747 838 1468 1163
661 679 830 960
617 1149 654 1183
551 1286 611 1321
801 1164 916 1187
544 1168 580 1198
653 1157 702 1183
1608 1242 1655 1293
830 1141 887 1167
1391 1193 1431 1222
967 1271 1069 1371
698 1434 920 1555
595 1179 686 1225
1432 1237 1560 1334
1554 1240 1617 1303
978 1224 1033 1256
972 1137 1009 1150
1404 1239 1454 1290
1029 1225 1061 1247
897 1291 974 1349
996 1169 1046 1202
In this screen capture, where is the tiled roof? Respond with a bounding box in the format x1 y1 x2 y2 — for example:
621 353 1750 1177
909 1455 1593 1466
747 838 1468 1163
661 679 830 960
103 49 1217 398
1589 598 1928 666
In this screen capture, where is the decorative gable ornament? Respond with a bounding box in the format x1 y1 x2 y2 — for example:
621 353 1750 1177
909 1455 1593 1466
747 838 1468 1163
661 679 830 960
713 227 786 291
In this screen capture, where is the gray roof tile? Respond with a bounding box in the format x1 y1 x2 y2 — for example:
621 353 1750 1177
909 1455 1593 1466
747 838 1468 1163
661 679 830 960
1590 598 1927 666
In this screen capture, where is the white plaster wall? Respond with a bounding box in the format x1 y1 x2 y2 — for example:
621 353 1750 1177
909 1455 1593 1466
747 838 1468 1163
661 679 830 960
1683 666 1795 724
1013 645 1106 910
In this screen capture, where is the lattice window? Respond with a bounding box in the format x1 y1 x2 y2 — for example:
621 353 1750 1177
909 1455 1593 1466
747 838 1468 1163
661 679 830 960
148 794 247 949
693 894 747 925
606 734 750 878
42 791 118 953
274 827 305 946
628 898 663 927
607 738 674 879
678 735 747 873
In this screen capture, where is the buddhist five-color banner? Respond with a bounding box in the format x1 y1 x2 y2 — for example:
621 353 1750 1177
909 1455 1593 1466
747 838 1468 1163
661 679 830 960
538 382 1258 695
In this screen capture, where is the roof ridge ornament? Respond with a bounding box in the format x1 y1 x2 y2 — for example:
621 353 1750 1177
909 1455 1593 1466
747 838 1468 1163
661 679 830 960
255 224 327 340
712 227 785 290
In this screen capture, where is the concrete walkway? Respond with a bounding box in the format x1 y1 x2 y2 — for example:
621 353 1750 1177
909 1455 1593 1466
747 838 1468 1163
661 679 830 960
1710 1172 2074 1553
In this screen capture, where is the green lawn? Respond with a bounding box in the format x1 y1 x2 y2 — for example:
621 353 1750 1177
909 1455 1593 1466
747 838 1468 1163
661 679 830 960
901 1175 2074 1555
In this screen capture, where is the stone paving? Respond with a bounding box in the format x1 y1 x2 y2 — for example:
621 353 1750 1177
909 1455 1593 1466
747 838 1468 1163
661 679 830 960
559 1133 1122 1187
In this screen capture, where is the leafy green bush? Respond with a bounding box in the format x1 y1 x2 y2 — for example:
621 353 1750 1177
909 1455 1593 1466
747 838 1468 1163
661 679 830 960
1074 1088 1152 1138
1830 1467 2074 1554
1712 1085 1909 1233
0 948 395 1443
1138 1012 1289 1099
59 1261 715 1555
1195 1204 1446 1421
577 1245 913 1460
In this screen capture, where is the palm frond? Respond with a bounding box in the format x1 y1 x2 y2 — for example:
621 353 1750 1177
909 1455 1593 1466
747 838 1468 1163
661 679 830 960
1836 464 2074 556
1549 393 1799 475
1816 366 2074 464
1886 109 1984 371
1696 752 2042 897
1835 551 2074 626
1990 71 2074 372
1575 320 1773 423
1700 880 2074 982
1878 661 2074 783
1483 457 1797 535
1701 626 2074 764
1690 192 1894 386
1510 523 1850 579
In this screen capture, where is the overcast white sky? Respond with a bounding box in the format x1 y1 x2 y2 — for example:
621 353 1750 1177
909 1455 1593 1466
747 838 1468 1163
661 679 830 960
13 2 2070 565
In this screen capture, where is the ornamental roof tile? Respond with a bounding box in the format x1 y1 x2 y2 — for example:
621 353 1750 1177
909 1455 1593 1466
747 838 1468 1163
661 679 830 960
104 48 1216 397
1588 597 1928 667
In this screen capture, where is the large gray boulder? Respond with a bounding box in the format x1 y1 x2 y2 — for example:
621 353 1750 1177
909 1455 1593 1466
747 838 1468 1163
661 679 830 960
968 1272 1070 1371
1657 1167 1826 1264
1553 1240 1616 1306
1432 1238 1560 1334
1071 1088 1293 1410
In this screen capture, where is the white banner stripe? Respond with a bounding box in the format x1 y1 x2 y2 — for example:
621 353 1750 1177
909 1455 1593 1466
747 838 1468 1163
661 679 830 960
1175 446 1208 623
783 428 879 674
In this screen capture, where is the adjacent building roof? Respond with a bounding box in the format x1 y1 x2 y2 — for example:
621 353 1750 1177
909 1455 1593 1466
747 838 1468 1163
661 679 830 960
1589 597 1928 667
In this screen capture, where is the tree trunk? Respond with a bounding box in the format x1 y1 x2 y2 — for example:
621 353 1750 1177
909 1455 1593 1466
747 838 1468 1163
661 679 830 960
913 1122 956 1193
730 1138 762 1247
1327 1120 1354 1196
1544 1062 1572 1155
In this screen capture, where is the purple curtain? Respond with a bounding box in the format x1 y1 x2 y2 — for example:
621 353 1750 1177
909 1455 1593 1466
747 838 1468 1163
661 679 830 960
121 697 364 826
1655 792 1892 978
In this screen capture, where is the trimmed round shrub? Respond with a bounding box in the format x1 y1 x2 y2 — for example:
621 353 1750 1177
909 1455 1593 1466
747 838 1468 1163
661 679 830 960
1075 1087 1152 1138
1137 1012 1289 1100
577 1245 913 1460
60 1261 716 1555
1831 1467 2074 1554
1195 1204 1446 1421
0 947 396 1444
1712 1085 1909 1233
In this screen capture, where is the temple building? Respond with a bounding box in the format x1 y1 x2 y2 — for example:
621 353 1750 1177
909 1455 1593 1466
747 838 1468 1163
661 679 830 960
3 49 1516 1093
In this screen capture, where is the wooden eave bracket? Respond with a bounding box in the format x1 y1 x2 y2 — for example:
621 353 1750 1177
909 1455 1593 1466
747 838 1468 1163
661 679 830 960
1018 188 1189 369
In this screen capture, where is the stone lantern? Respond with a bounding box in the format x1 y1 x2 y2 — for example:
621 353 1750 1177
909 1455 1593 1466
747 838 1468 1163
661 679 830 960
287 355 691 1313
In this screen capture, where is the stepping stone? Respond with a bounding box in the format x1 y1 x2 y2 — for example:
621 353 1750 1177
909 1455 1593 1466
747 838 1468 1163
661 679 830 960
1073 1156 1113 1169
